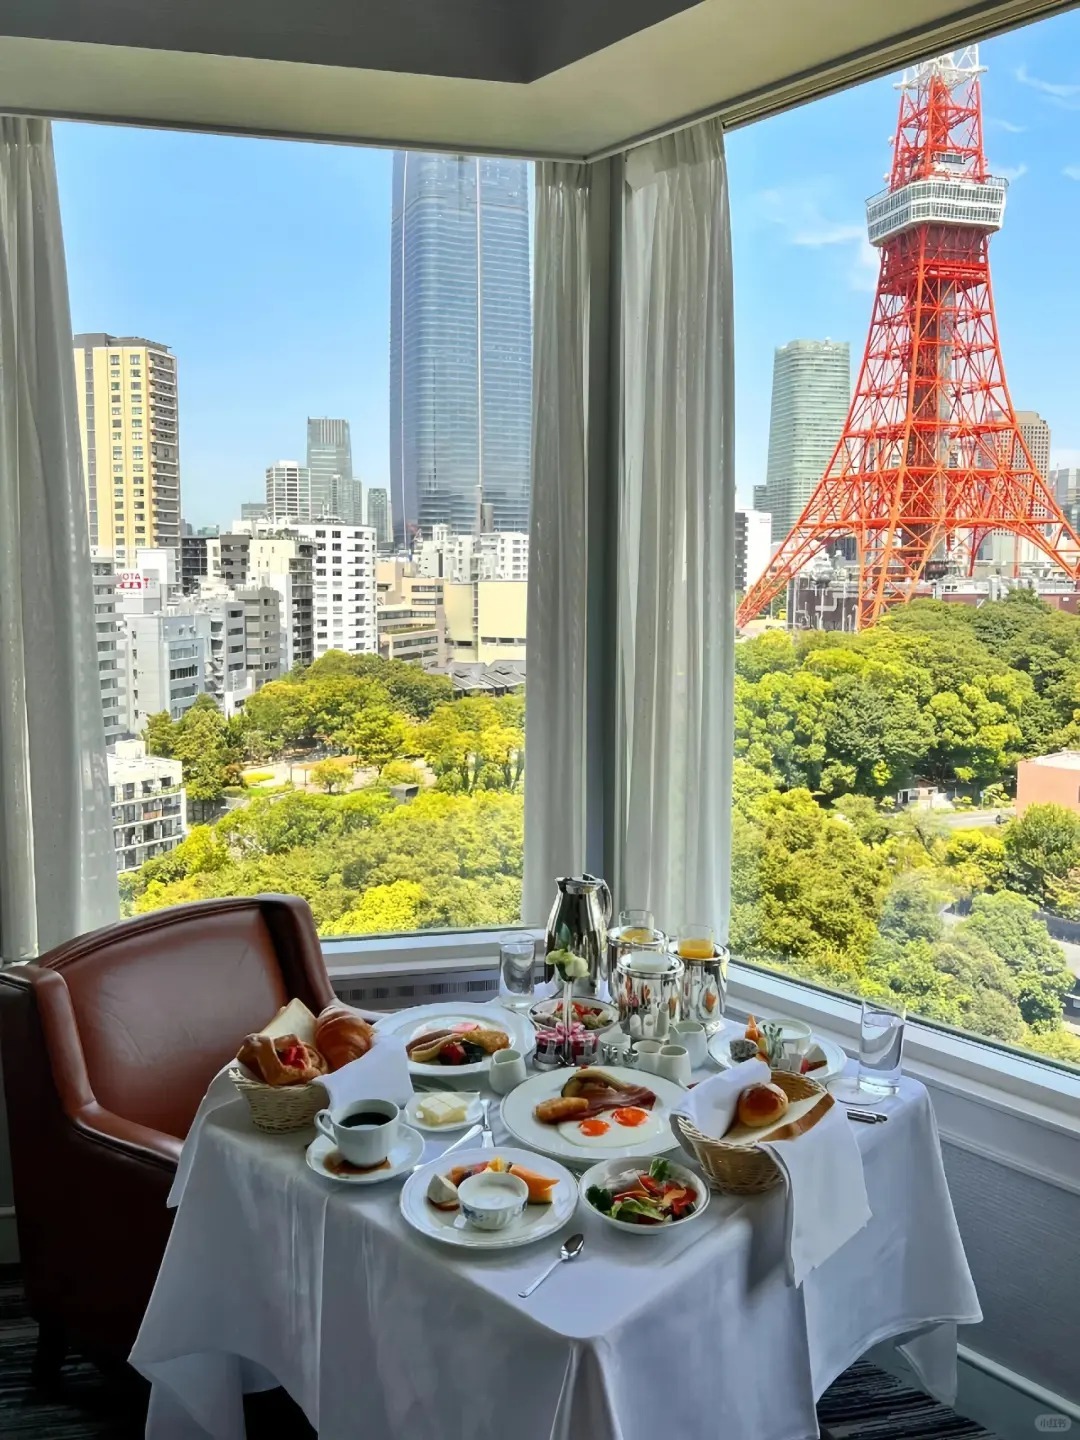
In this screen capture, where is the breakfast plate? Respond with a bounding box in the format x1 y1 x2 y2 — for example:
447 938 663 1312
500 1066 685 1169
706 1021 848 1085
305 1125 424 1185
529 995 620 1035
374 1003 535 1083
404 1091 483 1134
400 1146 578 1250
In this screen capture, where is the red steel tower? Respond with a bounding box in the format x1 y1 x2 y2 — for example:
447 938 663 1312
738 48 1080 631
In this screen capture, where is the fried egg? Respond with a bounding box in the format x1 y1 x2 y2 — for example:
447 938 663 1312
557 1106 666 1148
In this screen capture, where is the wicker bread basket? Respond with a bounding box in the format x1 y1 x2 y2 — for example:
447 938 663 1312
229 1067 329 1134
671 1069 831 1195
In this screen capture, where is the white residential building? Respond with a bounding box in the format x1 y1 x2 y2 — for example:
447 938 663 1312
266 460 311 522
91 552 127 747
415 525 529 582
294 522 378 657
107 740 186 873
117 593 207 729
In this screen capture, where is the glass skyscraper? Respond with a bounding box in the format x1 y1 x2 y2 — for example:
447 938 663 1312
307 417 361 523
762 340 850 542
389 153 532 548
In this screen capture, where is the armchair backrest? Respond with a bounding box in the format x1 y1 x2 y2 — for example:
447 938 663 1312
12 894 335 1140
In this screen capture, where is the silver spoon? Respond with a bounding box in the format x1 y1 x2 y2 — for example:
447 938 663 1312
518 1233 585 1299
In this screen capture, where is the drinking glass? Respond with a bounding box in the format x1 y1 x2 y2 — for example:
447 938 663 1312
677 923 715 961
619 908 656 945
498 934 536 1012
857 999 905 1098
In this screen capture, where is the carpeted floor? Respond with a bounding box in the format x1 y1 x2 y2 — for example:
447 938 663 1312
1 1265 997 1439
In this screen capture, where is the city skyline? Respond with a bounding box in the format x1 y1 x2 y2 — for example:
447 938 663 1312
52 12 1080 530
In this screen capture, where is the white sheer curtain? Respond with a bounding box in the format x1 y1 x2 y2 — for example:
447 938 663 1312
523 162 592 923
615 118 735 940
0 117 118 962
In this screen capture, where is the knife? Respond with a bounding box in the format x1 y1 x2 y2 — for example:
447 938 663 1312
411 1121 484 1173
846 1109 888 1124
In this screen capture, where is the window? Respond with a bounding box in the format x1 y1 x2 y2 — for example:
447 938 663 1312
727 25 1080 1071
63 137 530 945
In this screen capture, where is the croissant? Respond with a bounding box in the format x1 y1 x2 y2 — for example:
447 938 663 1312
237 1032 327 1086
315 1004 374 1071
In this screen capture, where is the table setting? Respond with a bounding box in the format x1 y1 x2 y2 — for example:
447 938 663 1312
132 877 981 1440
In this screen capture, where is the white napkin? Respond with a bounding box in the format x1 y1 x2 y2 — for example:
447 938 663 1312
759 1102 871 1287
167 1037 413 1209
670 1058 772 1145
318 1036 412 1111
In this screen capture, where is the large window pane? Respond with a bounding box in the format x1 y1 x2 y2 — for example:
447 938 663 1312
58 131 531 936
729 16 1080 1071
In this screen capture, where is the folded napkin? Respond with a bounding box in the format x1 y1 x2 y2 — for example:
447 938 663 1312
670 1058 772 1143
759 1101 871 1287
168 1034 412 1210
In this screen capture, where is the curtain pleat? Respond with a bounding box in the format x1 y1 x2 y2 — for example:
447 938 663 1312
522 162 592 924
615 119 735 940
0 116 118 961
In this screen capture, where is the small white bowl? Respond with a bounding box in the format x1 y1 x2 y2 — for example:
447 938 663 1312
579 1156 709 1236
457 1171 529 1231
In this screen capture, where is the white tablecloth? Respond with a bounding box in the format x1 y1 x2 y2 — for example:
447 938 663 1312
131 1073 980 1440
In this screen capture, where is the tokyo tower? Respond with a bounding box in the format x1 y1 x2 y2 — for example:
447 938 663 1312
738 48 1080 631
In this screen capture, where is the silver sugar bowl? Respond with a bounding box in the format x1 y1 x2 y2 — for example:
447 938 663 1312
676 942 729 1035
615 950 684 1041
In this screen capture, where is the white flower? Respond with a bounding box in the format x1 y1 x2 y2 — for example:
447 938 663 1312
565 954 590 980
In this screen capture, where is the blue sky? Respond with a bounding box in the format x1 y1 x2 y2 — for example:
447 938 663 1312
54 9 1080 528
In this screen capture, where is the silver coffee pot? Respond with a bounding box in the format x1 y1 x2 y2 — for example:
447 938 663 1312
543 874 612 996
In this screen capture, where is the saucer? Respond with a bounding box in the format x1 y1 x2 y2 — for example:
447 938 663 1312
306 1125 424 1185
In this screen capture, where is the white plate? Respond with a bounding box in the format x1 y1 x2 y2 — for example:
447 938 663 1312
500 1066 685 1168
400 1146 578 1250
706 1022 848 1085
404 1091 483 1134
578 1155 710 1236
374 1003 536 1083
306 1125 424 1185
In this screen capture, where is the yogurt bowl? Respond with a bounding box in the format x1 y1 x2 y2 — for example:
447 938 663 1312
457 1171 529 1231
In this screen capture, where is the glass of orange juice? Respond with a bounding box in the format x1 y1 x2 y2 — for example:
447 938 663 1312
619 909 655 946
677 924 715 960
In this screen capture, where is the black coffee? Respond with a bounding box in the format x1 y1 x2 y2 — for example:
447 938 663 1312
341 1112 391 1128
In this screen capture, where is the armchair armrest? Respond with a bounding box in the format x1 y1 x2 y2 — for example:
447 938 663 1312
72 1100 182 1170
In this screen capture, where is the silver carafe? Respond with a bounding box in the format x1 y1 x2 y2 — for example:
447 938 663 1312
543 875 612 996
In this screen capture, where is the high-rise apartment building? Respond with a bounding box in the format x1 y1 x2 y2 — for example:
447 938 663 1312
734 509 773 593
266 461 311 521
107 741 185 874
761 340 850 541
415 524 529 582
389 153 532 546
1015 410 1051 478
74 334 181 567
294 523 377 657
307 418 361 522
235 585 283 684
366 487 392 548
92 553 126 747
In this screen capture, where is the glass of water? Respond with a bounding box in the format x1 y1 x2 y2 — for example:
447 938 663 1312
857 999 905 1098
498 934 536 1012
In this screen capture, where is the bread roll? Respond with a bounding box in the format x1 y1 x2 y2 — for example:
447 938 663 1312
315 1004 374 1071
736 1081 790 1129
237 1033 328 1086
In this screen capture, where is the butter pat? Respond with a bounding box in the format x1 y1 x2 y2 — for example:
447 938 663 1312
416 1092 471 1127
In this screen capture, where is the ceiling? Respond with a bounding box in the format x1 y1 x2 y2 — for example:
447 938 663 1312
0 0 1073 158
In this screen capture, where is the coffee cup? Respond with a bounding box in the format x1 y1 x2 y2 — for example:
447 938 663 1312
315 1098 400 1168
671 1020 707 1069
634 1039 664 1074
657 1043 691 1087
489 1048 528 1094
774 1019 812 1072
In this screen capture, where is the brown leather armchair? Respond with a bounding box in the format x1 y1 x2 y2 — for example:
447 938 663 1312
0 894 335 1375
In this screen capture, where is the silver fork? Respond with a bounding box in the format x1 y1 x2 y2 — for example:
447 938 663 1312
480 1096 494 1148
